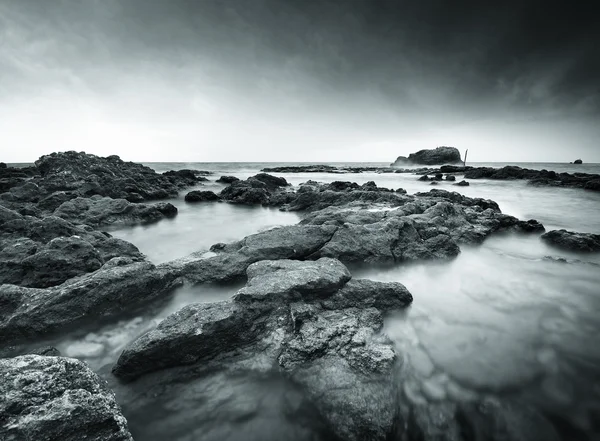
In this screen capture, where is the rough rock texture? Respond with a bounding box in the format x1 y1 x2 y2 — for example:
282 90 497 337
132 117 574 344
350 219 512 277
184 190 220 202
541 229 600 252
0 258 181 344
216 175 240 183
0 205 145 288
113 258 412 441
219 173 291 205
53 195 177 227
0 355 133 441
32 151 202 201
392 147 462 166
0 164 39 193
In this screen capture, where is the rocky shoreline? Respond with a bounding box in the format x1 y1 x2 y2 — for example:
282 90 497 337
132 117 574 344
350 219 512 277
1 151 595 440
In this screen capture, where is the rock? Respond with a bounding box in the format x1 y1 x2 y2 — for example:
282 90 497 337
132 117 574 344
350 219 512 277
113 258 413 440
430 181 439 185
0 206 145 288
446 174 456 181
419 175 430 181
184 190 220 202
251 173 288 189
32 151 201 201
53 196 178 227
0 355 133 441
0 259 181 344
574 159 583 164
216 175 240 184
162 169 210 186
0 162 6 168
584 179 600 191
541 229 600 252
455 180 470 186
392 146 462 166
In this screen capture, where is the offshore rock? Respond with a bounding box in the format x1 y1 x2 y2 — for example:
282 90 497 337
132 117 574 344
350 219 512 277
391 146 462 166
0 355 133 441
216 175 240 184
541 229 600 252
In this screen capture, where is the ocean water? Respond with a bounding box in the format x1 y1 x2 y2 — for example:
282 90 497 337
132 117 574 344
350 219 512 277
22 161 600 440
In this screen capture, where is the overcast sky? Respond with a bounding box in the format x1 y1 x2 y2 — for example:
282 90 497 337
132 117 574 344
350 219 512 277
1 0 599 162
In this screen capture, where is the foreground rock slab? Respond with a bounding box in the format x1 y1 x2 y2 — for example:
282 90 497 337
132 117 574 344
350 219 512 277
114 258 413 441
0 355 133 441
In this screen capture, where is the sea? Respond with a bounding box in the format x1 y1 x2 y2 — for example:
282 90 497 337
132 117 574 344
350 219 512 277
12 161 600 441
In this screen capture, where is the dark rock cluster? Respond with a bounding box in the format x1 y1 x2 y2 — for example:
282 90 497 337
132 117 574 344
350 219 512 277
391 146 462 166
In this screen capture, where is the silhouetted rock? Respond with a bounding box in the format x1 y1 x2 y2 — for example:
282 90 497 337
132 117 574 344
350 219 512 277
446 174 456 181
455 180 470 186
541 229 600 252
216 175 240 184
418 175 430 181
574 159 583 164
0 355 133 441
392 146 462 166
184 190 220 202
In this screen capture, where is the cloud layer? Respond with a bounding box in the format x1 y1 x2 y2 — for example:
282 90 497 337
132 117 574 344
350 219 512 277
1 0 598 162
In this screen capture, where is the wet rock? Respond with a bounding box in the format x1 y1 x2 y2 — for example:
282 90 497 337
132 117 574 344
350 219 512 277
392 146 462 166
53 196 178 227
419 175 430 181
0 259 181 345
0 206 145 288
114 259 413 440
33 151 201 200
216 175 240 184
584 179 600 191
541 229 600 252
0 355 133 441
446 174 456 181
184 190 220 202
251 173 288 189
455 180 470 186
162 169 210 186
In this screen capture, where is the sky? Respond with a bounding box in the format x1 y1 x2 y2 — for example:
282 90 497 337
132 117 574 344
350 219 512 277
1 0 599 163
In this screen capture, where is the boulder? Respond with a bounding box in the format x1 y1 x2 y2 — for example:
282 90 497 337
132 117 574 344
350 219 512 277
573 159 583 164
53 196 177 227
455 180 470 186
392 146 462 166
541 229 600 252
446 174 456 181
0 258 181 344
0 355 133 441
184 190 220 202
216 175 240 184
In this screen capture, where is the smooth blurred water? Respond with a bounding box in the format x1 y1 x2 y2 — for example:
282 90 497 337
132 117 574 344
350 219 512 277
51 161 600 440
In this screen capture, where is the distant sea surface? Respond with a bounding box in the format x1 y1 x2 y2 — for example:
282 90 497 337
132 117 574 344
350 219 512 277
14 160 600 441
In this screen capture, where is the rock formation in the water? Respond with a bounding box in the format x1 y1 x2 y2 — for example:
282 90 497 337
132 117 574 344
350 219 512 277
0 355 133 441
0 258 181 344
216 175 240 183
573 159 583 164
113 258 413 441
0 205 145 288
541 229 600 252
391 146 462 166
184 190 220 202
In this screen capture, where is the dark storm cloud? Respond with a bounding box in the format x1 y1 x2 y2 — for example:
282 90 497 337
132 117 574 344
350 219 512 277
1 0 598 161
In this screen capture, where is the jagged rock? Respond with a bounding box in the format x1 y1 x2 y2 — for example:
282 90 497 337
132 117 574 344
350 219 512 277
184 190 220 202
162 169 210 186
541 229 600 252
31 151 202 201
0 258 181 344
392 146 462 166
0 164 39 193
0 206 145 288
53 196 177 227
113 258 412 440
0 355 133 441
216 175 240 184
